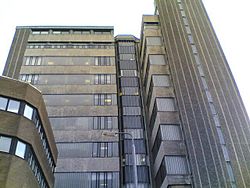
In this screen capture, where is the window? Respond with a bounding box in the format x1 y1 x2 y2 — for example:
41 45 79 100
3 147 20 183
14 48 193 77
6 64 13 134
24 104 34 120
123 107 141 115
94 94 116 106
124 166 149 183
7 99 20 113
119 61 137 70
156 98 176 111
15 141 26 158
120 70 137 77
125 154 147 165
118 46 135 54
120 77 139 87
160 125 182 140
123 116 142 129
93 117 118 130
119 54 135 60
146 37 162 45
0 96 8 110
19 74 39 84
124 139 146 154
121 87 139 96
149 54 166 65
165 156 189 174
122 96 141 107
94 75 112 85
92 142 119 157
152 75 170 87
0 136 12 152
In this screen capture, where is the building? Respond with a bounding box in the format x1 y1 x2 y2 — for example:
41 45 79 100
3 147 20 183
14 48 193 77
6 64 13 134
2 0 250 187
139 0 250 187
0 76 57 188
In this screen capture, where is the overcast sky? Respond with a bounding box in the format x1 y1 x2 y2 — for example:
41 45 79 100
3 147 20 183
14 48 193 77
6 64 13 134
0 0 249 116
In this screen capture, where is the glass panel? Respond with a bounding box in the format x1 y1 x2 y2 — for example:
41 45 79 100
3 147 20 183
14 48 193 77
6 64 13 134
24 104 34 120
15 141 26 158
0 97 8 110
0 136 12 152
149 55 166 65
7 100 20 113
146 37 162 45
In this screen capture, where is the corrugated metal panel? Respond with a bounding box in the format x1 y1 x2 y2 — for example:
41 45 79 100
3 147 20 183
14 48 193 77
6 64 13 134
123 116 142 128
123 107 141 115
120 70 137 77
152 75 170 87
121 87 139 95
122 96 140 107
156 98 176 111
165 156 188 174
54 173 91 188
57 143 92 158
160 125 182 140
120 77 139 87
119 61 137 70
54 172 119 188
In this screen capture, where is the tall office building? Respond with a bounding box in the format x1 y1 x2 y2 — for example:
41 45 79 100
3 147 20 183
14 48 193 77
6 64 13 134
2 0 250 187
139 0 250 187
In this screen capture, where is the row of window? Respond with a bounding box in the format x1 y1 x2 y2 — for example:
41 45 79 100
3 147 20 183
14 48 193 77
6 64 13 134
19 74 116 85
23 56 115 66
50 116 118 131
0 96 55 171
117 41 150 187
27 43 114 49
57 142 119 158
155 156 189 187
0 135 48 188
31 30 112 35
43 94 117 106
54 172 119 188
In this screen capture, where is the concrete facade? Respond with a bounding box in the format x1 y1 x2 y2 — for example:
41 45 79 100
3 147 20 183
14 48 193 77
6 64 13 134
0 76 57 188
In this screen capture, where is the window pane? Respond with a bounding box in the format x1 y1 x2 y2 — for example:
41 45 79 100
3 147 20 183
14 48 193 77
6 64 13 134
7 100 20 113
146 37 162 45
24 104 34 120
160 125 182 140
15 141 26 158
149 55 166 65
0 97 8 110
165 156 188 174
0 136 12 152
156 98 176 111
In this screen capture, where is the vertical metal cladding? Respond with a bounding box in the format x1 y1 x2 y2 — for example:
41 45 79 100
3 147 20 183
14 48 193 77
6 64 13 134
155 0 250 187
115 36 151 188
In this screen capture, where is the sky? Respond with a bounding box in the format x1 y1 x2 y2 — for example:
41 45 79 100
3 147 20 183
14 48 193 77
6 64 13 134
0 0 249 116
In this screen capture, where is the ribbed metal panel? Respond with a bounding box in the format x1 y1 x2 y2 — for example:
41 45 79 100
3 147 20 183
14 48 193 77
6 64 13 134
156 98 176 111
152 75 170 87
123 116 142 129
122 96 140 107
57 143 92 158
123 107 141 115
120 77 139 87
160 125 182 140
119 61 137 70
54 173 91 188
165 156 188 175
121 87 139 95
54 172 119 188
